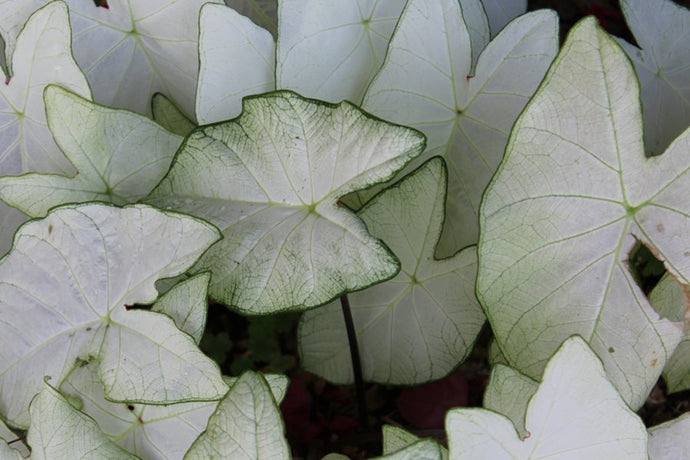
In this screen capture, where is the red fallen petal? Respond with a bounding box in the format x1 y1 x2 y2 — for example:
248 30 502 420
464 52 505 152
396 369 469 429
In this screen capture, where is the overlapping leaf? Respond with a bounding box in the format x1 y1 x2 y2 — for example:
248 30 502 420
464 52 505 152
477 17 686 409
616 0 690 155
152 93 195 137
148 91 425 314
482 364 537 439
0 0 41 76
184 371 290 460
483 0 527 37
299 159 484 384
276 0 407 104
380 426 447 460
647 413 690 459
0 204 226 428
362 0 558 256
196 3 275 124
446 337 648 458
0 86 182 217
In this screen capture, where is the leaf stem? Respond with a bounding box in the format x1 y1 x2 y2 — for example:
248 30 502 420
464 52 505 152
340 293 369 431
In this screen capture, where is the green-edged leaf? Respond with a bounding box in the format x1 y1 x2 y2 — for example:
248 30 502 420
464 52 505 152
44 0 222 117
482 365 537 439
0 1 90 175
27 381 136 460
482 0 527 37
151 272 211 344
225 0 277 38
648 273 690 393
616 0 690 155
382 426 448 459
0 204 226 428
0 86 182 217
196 2 275 124
276 0 407 104
148 91 425 314
648 412 690 459
184 371 290 460
0 0 41 76
362 2 557 256
299 159 484 384
0 417 27 458
152 93 195 137
477 17 686 409
446 336 648 458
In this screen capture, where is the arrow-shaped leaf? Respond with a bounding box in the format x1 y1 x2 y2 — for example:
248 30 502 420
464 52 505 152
299 158 484 384
148 91 425 314
0 204 226 428
477 17 686 409
0 85 182 217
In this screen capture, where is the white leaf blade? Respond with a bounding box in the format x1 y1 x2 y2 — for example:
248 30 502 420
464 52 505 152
149 91 424 314
197 3 275 124
0 85 182 217
0 0 42 76
184 371 290 460
363 3 557 255
151 272 211 344
299 159 484 384
476 17 684 409
276 0 407 104
0 204 223 428
446 337 648 459
27 382 136 460
225 0 277 38
648 413 690 460
482 365 537 439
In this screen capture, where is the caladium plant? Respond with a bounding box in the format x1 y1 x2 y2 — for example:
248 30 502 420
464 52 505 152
0 0 689 458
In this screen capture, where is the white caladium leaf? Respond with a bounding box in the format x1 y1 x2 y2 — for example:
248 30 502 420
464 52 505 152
152 93 195 137
482 365 537 439
0 203 226 428
482 0 527 37
299 159 484 384
446 336 648 458
225 0 277 38
0 1 90 175
477 17 687 409
151 272 211 344
0 85 182 217
362 2 557 256
39 0 222 117
276 0 407 104
196 3 275 124
149 91 425 314
0 417 27 458
616 0 690 155
0 0 41 76
27 381 136 460
376 440 444 460
184 371 290 460
648 413 690 459
381 426 448 459
457 0 490 69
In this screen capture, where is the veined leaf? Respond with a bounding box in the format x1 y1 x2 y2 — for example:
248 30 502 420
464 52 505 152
276 0 407 104
152 272 211 345
446 337 648 458
0 204 226 428
0 86 182 217
616 0 690 155
149 91 425 314
196 3 275 124
362 1 557 256
299 159 484 384
381 425 448 459
152 93 195 137
477 17 686 409
482 365 537 439
184 371 290 460
27 381 136 460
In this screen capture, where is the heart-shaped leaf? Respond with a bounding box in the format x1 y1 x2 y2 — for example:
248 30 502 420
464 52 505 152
446 336 648 458
276 0 407 104
0 85 182 217
152 93 195 137
477 17 686 409
299 158 484 384
196 3 275 124
184 371 290 460
362 1 557 256
482 364 537 439
225 0 278 38
148 91 425 314
27 381 136 460
0 203 226 428
616 0 690 155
